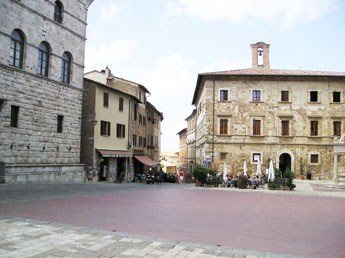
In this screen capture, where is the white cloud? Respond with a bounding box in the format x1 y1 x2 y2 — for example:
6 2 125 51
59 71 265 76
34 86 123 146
100 0 127 21
85 39 139 71
163 1 183 18
142 54 195 99
139 54 196 151
179 0 339 28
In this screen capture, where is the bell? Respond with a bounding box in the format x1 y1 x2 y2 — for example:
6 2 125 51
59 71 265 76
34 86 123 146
258 49 263 56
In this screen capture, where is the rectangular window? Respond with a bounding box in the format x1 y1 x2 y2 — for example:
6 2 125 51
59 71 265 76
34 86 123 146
143 137 147 147
252 90 261 102
253 120 261 135
57 115 63 133
10 105 19 128
139 136 143 147
333 92 341 103
119 97 124 111
281 120 289 136
143 116 146 126
220 152 227 160
151 135 154 146
310 121 318 136
134 103 138 120
311 154 319 164
252 153 261 162
100 121 111 136
116 124 125 138
103 92 109 107
220 90 228 101
281 91 289 102
334 121 341 136
139 114 142 124
219 119 228 135
133 134 137 146
139 91 142 101
310 91 318 102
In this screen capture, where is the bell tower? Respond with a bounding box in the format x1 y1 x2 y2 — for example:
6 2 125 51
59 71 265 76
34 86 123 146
250 42 270 69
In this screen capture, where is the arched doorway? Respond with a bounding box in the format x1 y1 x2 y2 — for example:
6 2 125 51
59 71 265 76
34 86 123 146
279 153 291 174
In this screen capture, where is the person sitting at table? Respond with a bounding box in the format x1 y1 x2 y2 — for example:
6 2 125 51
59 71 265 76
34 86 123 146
255 175 261 186
248 175 255 186
230 175 239 188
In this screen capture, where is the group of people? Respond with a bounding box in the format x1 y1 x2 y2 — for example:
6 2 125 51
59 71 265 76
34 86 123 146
225 173 263 189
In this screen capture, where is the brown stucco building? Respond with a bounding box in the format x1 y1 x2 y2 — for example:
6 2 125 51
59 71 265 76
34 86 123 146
81 68 163 182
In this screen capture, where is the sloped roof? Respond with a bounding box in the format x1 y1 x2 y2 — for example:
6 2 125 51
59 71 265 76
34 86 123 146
192 68 345 105
200 68 345 77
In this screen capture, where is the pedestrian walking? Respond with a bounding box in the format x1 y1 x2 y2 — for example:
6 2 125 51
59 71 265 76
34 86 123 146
157 168 164 184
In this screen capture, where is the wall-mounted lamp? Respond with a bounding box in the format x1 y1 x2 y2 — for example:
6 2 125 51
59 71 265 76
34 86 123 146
92 119 98 126
68 146 72 152
27 144 30 150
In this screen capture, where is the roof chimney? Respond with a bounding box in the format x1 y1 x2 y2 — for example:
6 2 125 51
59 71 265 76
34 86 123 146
250 42 270 69
105 66 111 77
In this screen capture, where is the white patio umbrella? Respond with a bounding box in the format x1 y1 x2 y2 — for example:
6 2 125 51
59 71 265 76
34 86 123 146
268 160 275 182
243 160 247 176
223 162 228 182
256 160 262 176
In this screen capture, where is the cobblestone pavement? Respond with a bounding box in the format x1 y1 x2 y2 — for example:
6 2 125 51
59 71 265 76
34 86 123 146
0 217 300 258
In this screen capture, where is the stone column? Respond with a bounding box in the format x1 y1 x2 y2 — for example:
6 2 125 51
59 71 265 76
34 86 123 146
333 154 339 186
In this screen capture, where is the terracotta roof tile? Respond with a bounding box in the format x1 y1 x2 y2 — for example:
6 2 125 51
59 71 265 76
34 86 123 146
200 68 345 77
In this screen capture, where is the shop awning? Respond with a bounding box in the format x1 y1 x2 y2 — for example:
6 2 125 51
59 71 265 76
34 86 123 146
134 155 160 166
98 149 132 158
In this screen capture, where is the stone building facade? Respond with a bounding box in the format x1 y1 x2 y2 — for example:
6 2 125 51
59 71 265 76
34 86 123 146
177 128 187 175
190 42 345 179
185 109 196 178
0 0 93 183
82 68 163 181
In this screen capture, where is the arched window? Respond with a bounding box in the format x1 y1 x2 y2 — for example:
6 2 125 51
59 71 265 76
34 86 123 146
10 30 24 68
37 42 49 76
61 52 71 83
54 1 63 23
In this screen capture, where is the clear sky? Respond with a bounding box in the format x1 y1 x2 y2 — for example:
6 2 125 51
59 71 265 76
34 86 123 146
85 0 345 152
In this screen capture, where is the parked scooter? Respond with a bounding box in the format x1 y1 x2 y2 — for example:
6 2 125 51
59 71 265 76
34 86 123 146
146 170 155 184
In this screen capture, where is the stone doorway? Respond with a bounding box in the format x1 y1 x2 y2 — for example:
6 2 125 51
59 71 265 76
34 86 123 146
279 153 291 173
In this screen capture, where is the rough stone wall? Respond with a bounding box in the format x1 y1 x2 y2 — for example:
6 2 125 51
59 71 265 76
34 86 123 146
80 79 96 177
194 76 345 179
178 130 187 170
0 0 91 183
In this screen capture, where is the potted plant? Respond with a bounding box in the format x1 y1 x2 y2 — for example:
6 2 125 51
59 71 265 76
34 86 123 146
282 168 295 191
192 165 216 186
237 175 248 189
267 182 278 190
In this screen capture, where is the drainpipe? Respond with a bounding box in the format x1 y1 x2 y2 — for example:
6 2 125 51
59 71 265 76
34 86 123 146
212 79 215 163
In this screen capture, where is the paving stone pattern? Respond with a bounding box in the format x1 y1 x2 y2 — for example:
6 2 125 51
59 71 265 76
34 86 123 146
0 218 302 258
